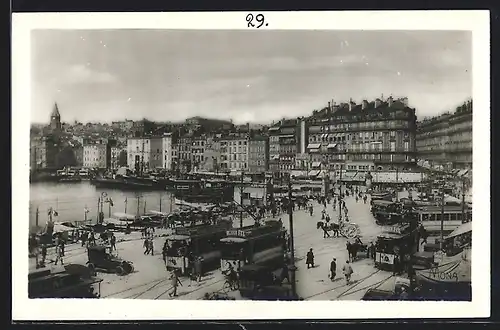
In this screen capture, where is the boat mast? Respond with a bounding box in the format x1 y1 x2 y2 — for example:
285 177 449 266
141 137 145 176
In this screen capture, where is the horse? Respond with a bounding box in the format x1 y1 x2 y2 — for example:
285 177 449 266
317 221 340 238
346 240 368 262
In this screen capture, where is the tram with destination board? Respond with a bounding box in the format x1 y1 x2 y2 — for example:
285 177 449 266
374 223 419 272
218 220 287 273
164 220 232 275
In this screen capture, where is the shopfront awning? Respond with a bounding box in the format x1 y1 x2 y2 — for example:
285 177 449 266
271 155 279 160
308 170 320 177
310 149 320 153
279 134 295 138
307 143 321 149
327 143 337 149
446 222 472 239
311 161 321 168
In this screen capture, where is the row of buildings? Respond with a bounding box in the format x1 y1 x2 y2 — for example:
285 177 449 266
30 97 473 175
126 133 268 174
416 100 473 170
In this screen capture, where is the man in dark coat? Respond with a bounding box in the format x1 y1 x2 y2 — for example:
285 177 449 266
306 248 315 269
329 258 337 281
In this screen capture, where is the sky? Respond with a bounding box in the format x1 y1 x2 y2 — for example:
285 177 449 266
31 30 472 124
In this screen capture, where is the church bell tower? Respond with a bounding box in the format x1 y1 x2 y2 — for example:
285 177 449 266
50 102 61 131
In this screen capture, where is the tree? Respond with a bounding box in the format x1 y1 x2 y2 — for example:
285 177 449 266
117 150 127 167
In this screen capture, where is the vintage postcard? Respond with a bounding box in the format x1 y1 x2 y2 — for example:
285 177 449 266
12 11 490 320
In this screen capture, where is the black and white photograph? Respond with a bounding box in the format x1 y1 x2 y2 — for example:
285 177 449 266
13 11 490 320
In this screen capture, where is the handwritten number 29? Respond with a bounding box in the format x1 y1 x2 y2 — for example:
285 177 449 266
246 14 267 28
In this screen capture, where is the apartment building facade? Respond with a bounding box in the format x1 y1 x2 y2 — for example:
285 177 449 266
220 136 248 172
161 133 173 171
248 136 269 174
30 134 60 171
306 97 417 173
268 118 306 172
83 141 110 169
416 100 472 170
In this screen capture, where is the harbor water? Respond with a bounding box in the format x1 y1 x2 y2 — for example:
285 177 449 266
29 181 265 231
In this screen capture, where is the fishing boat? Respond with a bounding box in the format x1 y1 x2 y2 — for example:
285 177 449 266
90 175 159 191
167 179 235 204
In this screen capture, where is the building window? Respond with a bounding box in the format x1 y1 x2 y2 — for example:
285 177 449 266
390 142 396 152
404 141 409 151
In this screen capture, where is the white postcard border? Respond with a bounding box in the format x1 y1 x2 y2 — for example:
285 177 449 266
12 11 490 320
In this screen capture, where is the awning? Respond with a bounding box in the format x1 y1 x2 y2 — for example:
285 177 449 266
311 161 321 168
446 221 472 239
327 143 337 149
308 170 320 177
279 134 295 138
310 149 320 153
307 143 321 149
272 155 279 160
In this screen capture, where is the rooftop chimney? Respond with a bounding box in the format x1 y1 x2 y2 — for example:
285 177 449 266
388 96 394 107
348 98 355 111
399 97 409 107
362 100 369 110
374 98 382 108
328 101 331 112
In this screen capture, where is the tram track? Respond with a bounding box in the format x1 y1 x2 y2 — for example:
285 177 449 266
302 268 382 300
101 277 167 298
153 277 226 300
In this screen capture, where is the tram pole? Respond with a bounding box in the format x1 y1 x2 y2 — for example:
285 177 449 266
287 178 297 298
136 195 140 217
35 207 39 228
440 180 445 251
240 171 244 228
461 176 466 223
339 165 343 222
159 193 162 212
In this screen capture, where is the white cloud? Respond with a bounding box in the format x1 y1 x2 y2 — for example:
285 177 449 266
62 64 117 85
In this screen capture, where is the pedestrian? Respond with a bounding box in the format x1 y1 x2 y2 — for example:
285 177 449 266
194 256 203 284
143 238 150 255
149 239 154 256
393 255 400 275
363 195 367 204
54 244 64 265
325 213 331 224
280 263 290 284
40 244 47 267
168 270 182 297
342 260 353 284
110 234 116 251
329 258 337 281
322 224 331 238
306 248 315 269
355 195 359 203
59 240 65 257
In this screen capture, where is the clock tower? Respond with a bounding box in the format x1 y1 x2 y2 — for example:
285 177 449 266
50 102 61 131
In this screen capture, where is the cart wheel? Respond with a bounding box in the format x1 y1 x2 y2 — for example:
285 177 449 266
222 281 232 292
87 263 96 276
116 266 125 276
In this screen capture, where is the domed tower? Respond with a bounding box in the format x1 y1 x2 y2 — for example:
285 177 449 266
50 102 61 131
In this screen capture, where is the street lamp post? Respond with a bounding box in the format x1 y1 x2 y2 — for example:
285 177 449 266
287 179 297 298
439 180 445 251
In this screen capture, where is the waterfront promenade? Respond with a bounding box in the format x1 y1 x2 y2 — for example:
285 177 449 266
29 187 397 300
